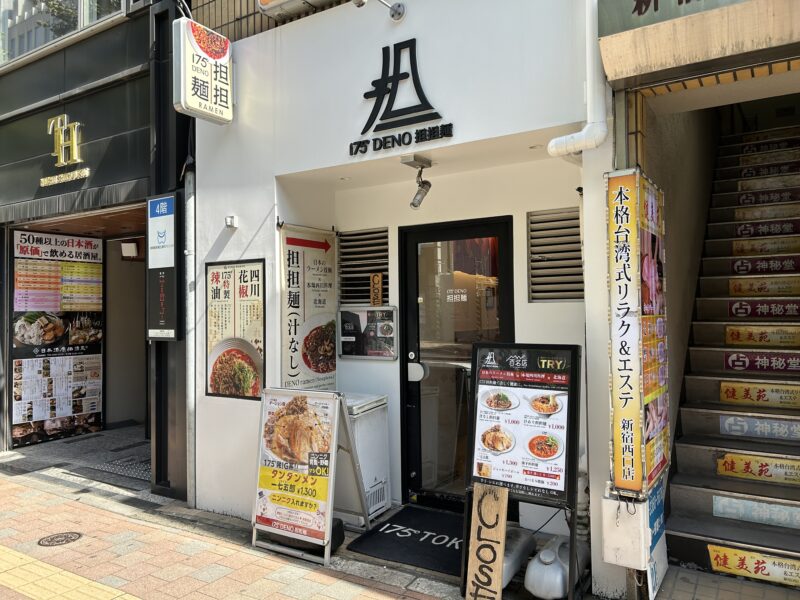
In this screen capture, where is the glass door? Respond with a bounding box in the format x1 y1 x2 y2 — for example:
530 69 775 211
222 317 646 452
400 217 514 508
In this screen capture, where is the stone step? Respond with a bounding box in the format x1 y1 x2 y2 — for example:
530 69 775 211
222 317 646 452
680 404 800 445
699 274 800 297
705 235 800 257
713 173 800 194
714 159 800 182
693 321 800 349
670 473 800 531
711 187 800 208
717 147 800 168
702 255 800 276
689 346 800 377
717 136 800 157
707 216 800 240
708 201 800 223
720 125 800 145
674 434 800 487
685 374 800 409
696 297 800 321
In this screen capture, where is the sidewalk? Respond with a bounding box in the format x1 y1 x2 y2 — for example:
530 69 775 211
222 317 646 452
0 476 443 600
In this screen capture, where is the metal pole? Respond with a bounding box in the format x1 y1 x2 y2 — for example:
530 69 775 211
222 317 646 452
185 164 196 508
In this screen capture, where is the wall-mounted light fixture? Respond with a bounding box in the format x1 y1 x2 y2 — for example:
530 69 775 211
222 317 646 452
352 0 405 22
401 154 433 210
225 215 239 229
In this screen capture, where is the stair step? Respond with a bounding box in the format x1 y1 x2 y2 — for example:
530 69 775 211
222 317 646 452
666 516 800 568
709 201 800 224
721 124 800 145
699 274 800 297
713 173 800 194
675 434 800 487
711 187 800 208
704 235 800 257
696 297 800 320
702 255 800 276
717 147 800 168
693 321 800 349
670 473 800 531
718 136 800 157
689 346 800 377
680 404 800 444
714 159 800 182
707 217 800 240
685 374 800 409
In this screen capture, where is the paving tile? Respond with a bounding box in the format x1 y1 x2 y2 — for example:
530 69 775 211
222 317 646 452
96 574 130 588
228 564 272 585
160 574 209 598
241 578 289 599
176 540 215 556
267 565 314 584
718 591 742 600
279 579 328 599
191 563 234 583
196 576 249 599
151 563 198 582
321 580 368 600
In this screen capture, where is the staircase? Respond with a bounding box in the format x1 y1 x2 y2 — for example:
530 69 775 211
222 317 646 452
666 125 800 582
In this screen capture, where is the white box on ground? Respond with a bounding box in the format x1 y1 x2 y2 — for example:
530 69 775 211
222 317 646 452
601 488 648 570
334 392 391 526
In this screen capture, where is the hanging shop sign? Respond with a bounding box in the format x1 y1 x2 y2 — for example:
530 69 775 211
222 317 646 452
599 0 748 37
172 17 233 124
349 38 453 157
338 306 397 360
369 273 383 306
708 545 800 587
206 259 265 399
40 114 90 188
10 232 103 447
280 225 337 390
147 195 179 340
607 168 670 496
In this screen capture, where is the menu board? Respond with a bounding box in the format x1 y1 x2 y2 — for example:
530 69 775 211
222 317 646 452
206 260 265 399
338 306 397 360
11 232 103 446
254 389 339 543
470 344 580 506
280 225 337 391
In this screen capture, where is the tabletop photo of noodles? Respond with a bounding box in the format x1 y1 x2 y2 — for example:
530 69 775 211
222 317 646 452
263 395 331 465
208 338 263 397
302 320 336 374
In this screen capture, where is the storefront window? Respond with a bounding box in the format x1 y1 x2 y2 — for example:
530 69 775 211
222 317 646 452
1 0 122 65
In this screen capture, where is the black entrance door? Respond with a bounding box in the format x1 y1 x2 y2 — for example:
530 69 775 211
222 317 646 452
400 217 514 508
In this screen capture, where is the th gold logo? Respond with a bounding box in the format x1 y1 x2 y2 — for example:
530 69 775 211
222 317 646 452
47 114 83 167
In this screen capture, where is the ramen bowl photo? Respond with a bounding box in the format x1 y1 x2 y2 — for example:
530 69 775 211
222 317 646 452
480 388 519 411
526 432 563 461
480 425 515 454
529 393 565 417
299 315 336 376
208 338 262 397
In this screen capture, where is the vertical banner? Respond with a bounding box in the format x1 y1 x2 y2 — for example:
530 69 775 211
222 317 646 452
147 195 178 340
206 260 265 399
11 232 103 446
607 168 669 495
254 388 339 542
280 226 337 390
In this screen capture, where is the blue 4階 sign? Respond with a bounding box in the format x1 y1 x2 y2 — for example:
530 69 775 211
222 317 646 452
147 195 179 340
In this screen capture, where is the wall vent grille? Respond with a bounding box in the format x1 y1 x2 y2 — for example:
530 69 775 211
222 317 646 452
528 207 584 301
338 228 389 305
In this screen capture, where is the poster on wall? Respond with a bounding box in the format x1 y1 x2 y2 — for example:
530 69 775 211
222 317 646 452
11 231 103 447
338 306 397 360
469 343 581 507
147 195 179 340
607 168 670 496
280 225 337 390
206 259 265 399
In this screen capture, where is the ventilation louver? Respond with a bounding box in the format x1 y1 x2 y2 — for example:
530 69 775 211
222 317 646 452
528 208 583 301
338 228 389 305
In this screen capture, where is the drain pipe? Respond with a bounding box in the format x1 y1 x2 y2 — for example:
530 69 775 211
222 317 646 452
185 157 197 509
547 0 607 159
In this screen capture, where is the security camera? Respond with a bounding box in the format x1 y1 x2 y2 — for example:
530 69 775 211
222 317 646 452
353 0 367 7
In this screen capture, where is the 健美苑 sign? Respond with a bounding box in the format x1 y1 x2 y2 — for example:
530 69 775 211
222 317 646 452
280 225 337 391
11 232 103 447
469 344 580 506
719 380 800 409
599 0 748 37
607 168 670 496
338 306 397 360
708 545 800 587
206 260 264 399
147 195 178 340
717 453 800 486
172 17 232 124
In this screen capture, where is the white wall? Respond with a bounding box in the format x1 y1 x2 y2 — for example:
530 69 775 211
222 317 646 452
105 240 146 425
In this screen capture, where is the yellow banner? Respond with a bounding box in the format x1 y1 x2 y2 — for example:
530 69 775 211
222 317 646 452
258 466 329 500
716 453 800 485
725 325 800 347
729 276 800 296
720 381 800 408
733 237 800 256
708 545 800 586
734 205 800 221
608 172 643 493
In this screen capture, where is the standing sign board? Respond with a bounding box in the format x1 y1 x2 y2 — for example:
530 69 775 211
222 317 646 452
253 388 370 565
464 343 581 600
279 225 337 391
172 17 233 124
10 232 104 446
607 168 670 497
147 195 179 340
205 260 265 399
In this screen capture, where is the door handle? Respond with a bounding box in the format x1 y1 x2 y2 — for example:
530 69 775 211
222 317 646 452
407 361 429 382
